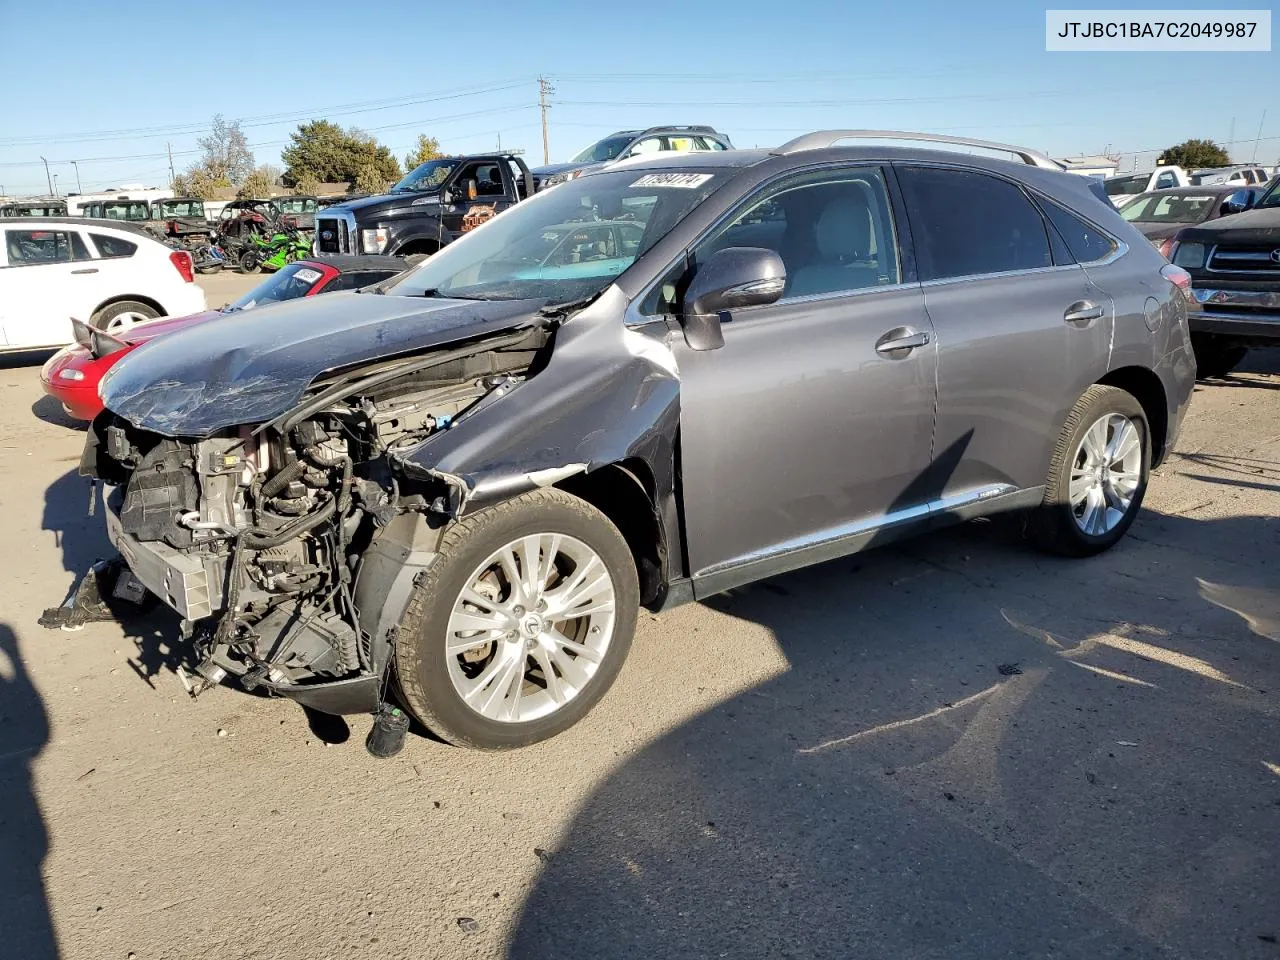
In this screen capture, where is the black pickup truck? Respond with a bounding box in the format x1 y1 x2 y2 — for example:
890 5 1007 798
1170 179 1280 378
313 153 533 258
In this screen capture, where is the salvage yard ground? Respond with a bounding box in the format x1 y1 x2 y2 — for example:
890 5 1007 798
1 277 1278 959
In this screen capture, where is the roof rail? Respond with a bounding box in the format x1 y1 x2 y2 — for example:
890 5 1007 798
639 124 718 137
775 130 1064 170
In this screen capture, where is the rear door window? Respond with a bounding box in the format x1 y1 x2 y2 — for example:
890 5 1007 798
896 166 1052 280
4 230 81 265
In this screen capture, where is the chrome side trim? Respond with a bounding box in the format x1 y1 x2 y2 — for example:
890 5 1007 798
695 483 1019 581
1193 287 1280 309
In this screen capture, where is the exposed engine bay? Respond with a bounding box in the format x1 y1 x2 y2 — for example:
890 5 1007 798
81 329 547 700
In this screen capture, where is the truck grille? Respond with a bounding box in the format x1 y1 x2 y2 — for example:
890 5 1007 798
315 216 351 254
1208 245 1280 273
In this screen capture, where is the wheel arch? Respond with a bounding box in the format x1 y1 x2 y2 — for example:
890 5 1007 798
556 460 666 608
391 236 442 257
1096 366 1169 466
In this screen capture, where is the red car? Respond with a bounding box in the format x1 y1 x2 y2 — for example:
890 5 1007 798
41 256 408 421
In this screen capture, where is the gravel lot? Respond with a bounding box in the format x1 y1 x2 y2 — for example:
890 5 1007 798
1 284 1277 960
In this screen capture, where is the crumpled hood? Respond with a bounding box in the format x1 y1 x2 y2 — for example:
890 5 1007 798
99 292 544 437
1175 206 1280 245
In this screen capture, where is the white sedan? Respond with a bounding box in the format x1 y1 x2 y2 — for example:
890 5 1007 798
0 218 206 352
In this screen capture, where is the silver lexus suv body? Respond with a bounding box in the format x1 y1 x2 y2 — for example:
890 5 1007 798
84 131 1196 750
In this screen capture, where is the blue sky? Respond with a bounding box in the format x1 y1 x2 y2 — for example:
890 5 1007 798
1 0 1274 196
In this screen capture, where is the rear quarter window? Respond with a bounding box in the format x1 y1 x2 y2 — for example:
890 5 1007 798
1039 201 1117 264
91 234 138 258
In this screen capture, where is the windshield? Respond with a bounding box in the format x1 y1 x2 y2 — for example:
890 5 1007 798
571 135 635 165
392 159 460 193
228 262 326 311
384 168 727 305
159 200 204 218
1258 180 1280 208
1104 174 1149 197
1120 193 1217 223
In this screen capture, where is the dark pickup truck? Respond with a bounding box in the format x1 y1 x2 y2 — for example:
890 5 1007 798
1170 180 1280 378
313 153 533 258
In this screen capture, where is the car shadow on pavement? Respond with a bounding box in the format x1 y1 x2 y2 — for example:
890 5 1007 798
508 508 1280 960
0 623 58 960
41 469 195 688
29 395 84 431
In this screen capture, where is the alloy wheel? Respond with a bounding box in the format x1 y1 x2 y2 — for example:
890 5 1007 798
1068 413 1143 536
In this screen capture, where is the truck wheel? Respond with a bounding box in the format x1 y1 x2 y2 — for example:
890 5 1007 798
1029 385 1149 557
1190 334 1247 380
393 488 638 750
90 300 160 332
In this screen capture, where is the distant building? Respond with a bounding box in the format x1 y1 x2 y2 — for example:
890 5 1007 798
1057 155 1120 178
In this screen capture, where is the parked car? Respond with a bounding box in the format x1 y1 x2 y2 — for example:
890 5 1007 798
1 198 68 218
1168 176 1280 377
1103 166 1192 207
313 153 533 259
532 125 733 191
274 195 319 231
81 130 1194 751
41 256 408 420
1118 185 1263 256
1189 165 1271 187
1 218 204 352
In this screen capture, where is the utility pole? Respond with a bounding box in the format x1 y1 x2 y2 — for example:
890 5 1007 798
1252 110 1267 163
167 142 176 189
538 76 554 166
52 174 59 196
40 156 53 195
71 160 82 193
1228 116 1236 159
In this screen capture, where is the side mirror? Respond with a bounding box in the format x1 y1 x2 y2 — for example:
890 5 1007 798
1221 189 1252 215
464 179 478 201
681 246 786 351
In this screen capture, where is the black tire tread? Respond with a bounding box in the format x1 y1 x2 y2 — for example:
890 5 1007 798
89 300 160 330
393 487 637 750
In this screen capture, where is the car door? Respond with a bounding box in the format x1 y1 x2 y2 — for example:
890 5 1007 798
669 165 938 595
894 164 1114 499
442 161 515 237
0 227 98 347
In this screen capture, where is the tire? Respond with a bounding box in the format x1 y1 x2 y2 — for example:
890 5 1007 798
90 300 160 332
1029 385 1150 557
1190 334 1247 380
394 488 639 750
237 250 260 274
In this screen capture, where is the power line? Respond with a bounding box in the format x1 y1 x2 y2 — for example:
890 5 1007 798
555 88 1144 109
0 79 532 147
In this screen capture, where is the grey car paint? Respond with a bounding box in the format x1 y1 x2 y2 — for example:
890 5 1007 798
83 141 1195 716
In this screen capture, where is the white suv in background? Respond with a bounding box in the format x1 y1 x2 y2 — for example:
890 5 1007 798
0 219 206 352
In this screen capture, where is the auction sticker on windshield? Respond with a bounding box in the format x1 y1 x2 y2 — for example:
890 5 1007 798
294 268 322 284
630 173 715 189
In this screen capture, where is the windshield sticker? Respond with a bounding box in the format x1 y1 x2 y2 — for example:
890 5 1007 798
294 268 322 284
630 173 714 189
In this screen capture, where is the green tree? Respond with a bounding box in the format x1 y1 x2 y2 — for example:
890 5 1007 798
353 161 391 195
292 173 321 196
282 120 402 186
404 134 443 171
237 165 276 200
1159 138 1231 169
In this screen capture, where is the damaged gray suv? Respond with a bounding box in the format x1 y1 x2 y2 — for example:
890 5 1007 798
82 131 1196 749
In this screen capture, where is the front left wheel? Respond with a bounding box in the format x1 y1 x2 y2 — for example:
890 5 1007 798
393 488 639 750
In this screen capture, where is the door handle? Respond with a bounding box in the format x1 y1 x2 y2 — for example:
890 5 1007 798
1064 300 1104 324
875 328 931 356
71 268 99 275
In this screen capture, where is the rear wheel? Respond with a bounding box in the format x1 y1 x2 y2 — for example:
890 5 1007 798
394 488 638 750
1030 385 1149 557
90 300 160 333
1190 334 1247 379
237 249 260 274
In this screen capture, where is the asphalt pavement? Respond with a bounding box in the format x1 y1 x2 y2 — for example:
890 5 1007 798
0 292 1276 959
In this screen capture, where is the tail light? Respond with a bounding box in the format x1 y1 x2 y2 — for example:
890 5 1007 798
169 250 194 283
1157 237 1175 259
1160 263 1197 309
